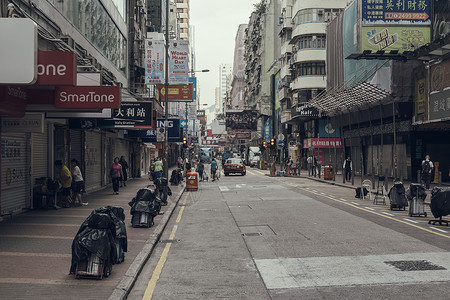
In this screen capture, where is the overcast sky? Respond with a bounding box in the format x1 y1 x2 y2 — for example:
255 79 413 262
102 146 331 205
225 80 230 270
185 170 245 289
190 0 260 108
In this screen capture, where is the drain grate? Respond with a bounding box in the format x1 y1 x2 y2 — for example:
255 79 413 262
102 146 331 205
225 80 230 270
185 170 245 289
385 260 446 271
241 232 262 237
159 239 181 243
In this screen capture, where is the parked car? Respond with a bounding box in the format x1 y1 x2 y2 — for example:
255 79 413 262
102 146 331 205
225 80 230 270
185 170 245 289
224 158 246 176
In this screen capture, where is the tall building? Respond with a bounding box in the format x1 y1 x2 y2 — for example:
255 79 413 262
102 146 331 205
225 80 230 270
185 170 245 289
176 0 189 40
217 64 232 114
229 24 248 111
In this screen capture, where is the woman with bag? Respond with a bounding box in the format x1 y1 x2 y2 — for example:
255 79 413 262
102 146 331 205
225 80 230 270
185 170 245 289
110 157 123 195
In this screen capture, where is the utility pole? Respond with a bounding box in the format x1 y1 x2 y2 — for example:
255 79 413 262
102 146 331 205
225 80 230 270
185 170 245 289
164 0 169 179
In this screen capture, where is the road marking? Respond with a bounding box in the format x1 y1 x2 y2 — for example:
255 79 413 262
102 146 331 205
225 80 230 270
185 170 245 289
218 186 229 192
404 218 419 224
382 212 395 217
143 195 187 300
364 207 375 211
295 187 450 240
340 198 348 202
431 227 449 233
351 202 360 206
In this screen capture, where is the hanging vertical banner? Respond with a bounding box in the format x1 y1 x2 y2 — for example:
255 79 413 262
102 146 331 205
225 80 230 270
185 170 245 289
145 39 165 85
169 40 189 85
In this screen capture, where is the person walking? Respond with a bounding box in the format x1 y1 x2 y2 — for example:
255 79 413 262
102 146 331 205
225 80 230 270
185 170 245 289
197 160 205 181
55 160 72 208
110 157 123 195
211 158 218 181
119 156 129 187
71 159 87 206
153 157 163 180
421 155 434 190
343 156 352 182
307 155 313 176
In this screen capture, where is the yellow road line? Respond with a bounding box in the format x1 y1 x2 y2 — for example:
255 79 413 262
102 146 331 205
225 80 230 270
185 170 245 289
282 181 450 240
142 195 188 300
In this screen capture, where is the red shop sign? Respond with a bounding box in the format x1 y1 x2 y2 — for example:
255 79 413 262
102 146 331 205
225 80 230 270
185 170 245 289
36 51 77 86
54 86 121 109
157 84 193 101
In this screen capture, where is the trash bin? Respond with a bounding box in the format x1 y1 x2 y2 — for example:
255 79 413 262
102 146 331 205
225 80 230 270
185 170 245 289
186 171 198 191
324 165 333 180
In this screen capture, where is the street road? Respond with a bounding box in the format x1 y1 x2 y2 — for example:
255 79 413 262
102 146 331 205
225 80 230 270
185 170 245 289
129 168 450 300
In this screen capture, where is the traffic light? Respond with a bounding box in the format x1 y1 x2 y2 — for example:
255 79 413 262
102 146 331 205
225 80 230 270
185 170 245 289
262 141 267 148
270 138 275 148
183 137 187 147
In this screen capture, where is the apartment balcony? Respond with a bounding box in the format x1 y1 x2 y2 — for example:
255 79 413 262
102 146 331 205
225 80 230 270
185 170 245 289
176 3 188 9
280 109 292 124
291 22 326 42
290 76 326 91
280 64 290 80
179 13 188 18
294 49 325 63
179 23 188 29
281 42 293 55
180 32 188 39
278 87 290 100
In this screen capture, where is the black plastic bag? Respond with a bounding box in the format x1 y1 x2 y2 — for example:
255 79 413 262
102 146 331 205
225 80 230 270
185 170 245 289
430 187 450 219
355 187 368 198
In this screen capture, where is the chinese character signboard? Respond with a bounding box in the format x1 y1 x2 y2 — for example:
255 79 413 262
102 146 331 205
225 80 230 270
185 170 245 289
361 26 430 52
361 0 431 25
169 40 189 85
145 40 165 85
429 89 450 121
225 111 257 130
302 138 342 149
156 84 193 101
98 102 152 128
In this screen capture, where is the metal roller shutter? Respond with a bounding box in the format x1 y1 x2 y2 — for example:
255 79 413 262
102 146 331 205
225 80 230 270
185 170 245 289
115 138 129 162
31 122 49 180
84 131 102 192
70 130 83 164
1 134 31 215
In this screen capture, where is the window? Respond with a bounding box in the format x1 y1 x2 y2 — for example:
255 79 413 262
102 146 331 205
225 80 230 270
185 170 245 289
294 8 342 25
295 62 326 77
297 35 326 50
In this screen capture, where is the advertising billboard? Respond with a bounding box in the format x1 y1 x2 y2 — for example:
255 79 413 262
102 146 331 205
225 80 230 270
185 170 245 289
144 39 165 85
225 111 257 130
156 84 193 101
169 40 189 85
429 89 450 121
432 0 450 41
361 0 431 25
361 26 430 52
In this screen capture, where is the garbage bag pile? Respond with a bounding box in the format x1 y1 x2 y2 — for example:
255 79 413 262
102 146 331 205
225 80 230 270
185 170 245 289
430 187 450 219
70 206 127 276
170 168 183 186
388 182 408 208
155 177 172 205
406 183 427 201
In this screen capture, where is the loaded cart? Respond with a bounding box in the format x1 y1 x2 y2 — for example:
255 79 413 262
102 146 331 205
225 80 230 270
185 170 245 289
388 181 408 211
406 183 427 217
69 211 117 279
428 187 450 226
129 187 159 228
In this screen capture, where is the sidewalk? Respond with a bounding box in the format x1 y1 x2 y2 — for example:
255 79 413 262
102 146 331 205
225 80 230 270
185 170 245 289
0 171 185 300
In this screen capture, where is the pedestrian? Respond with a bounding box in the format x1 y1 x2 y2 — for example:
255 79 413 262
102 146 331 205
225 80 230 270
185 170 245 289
185 157 191 173
421 155 434 190
286 156 293 175
197 160 205 181
71 159 87 206
177 156 183 168
110 157 123 195
307 155 313 176
211 158 217 181
313 156 318 177
343 156 352 182
55 160 72 208
153 157 163 180
119 156 129 187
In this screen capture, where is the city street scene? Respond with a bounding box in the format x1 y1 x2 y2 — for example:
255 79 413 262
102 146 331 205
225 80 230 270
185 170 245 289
1 0 450 299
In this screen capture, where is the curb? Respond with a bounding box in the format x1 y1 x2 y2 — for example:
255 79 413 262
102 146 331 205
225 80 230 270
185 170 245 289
108 184 186 300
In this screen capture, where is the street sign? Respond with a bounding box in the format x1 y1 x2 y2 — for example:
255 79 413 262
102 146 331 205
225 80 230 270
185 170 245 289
180 119 188 129
156 127 165 142
277 140 285 148
278 133 285 141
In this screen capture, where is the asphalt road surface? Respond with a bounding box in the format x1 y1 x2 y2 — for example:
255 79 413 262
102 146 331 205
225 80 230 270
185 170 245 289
128 168 450 300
